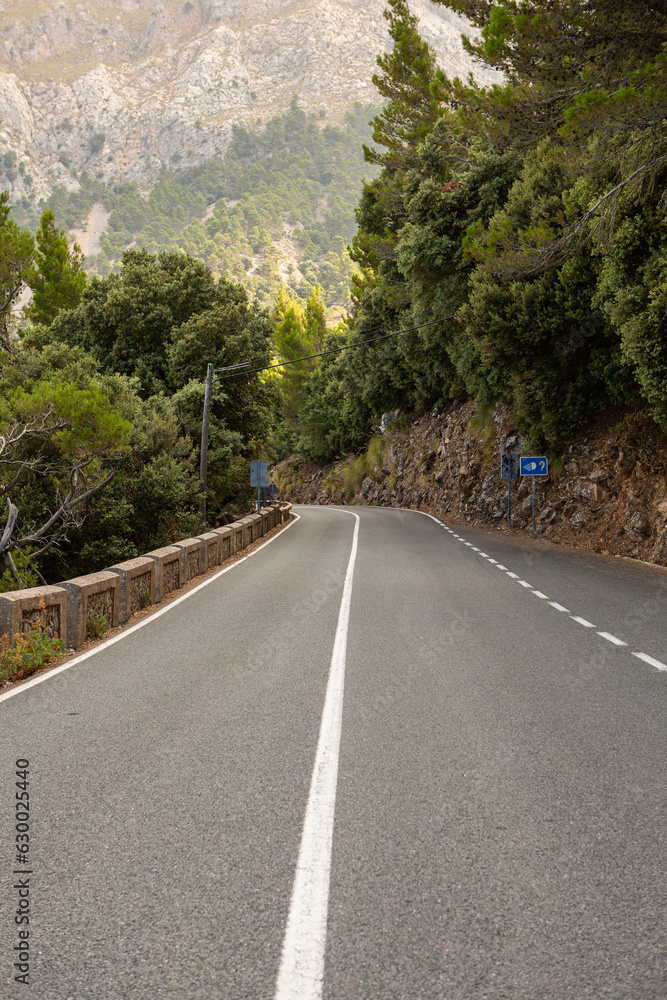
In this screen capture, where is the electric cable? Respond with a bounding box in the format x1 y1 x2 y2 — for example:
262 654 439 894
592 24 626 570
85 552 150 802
215 313 457 380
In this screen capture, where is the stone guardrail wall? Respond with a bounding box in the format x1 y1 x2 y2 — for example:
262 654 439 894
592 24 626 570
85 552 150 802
0 503 292 650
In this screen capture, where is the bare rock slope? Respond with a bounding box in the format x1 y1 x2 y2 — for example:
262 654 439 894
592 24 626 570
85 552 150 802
0 0 499 202
274 404 667 568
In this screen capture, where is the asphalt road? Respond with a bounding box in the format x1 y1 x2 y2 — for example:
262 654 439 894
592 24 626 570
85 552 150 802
1 505 665 1000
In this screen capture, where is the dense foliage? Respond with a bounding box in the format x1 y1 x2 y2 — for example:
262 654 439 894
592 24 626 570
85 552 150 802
286 0 667 461
3 0 667 584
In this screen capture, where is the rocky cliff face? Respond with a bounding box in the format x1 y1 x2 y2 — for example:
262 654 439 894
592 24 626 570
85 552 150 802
0 0 500 203
273 404 667 568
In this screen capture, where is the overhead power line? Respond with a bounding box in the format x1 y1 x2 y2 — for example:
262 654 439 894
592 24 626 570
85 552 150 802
216 314 457 380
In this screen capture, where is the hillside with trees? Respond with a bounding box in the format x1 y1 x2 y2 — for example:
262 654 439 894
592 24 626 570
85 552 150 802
283 0 667 462
13 101 380 316
1 0 667 591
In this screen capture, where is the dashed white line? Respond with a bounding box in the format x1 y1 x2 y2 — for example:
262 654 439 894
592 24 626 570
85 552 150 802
597 632 628 647
631 652 667 672
571 615 596 628
432 517 665 678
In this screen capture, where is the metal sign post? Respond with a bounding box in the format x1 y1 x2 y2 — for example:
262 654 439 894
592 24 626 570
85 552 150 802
519 456 548 530
500 453 519 528
250 461 268 514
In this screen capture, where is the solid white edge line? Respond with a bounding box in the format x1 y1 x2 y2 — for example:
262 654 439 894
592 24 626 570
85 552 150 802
275 510 360 1000
597 631 628 647
571 615 596 628
631 652 667 672
0 513 301 705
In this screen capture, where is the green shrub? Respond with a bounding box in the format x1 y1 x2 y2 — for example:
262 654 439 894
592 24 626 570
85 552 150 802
86 612 108 639
0 624 66 685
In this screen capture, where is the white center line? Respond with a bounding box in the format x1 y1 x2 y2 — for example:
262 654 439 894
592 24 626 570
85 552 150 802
274 511 359 1000
496 564 508 571
518 580 533 588
571 615 596 628
597 631 628 647
532 591 550 599
505 571 520 579
479 553 489 558
549 602 570 613
631 652 667 672
471 547 480 552
487 558 498 565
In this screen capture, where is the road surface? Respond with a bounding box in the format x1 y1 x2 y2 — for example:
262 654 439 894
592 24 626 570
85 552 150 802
1 505 665 999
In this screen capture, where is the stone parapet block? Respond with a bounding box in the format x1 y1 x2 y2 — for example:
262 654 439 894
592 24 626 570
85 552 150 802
107 556 156 624
0 586 67 645
173 537 203 583
230 521 246 552
261 508 272 535
64 571 120 649
238 516 256 546
144 546 181 602
198 531 221 572
213 526 235 562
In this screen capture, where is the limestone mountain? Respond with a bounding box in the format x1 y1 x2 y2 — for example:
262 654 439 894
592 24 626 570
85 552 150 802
0 0 499 204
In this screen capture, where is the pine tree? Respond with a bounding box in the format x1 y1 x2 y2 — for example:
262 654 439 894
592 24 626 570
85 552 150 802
27 209 86 326
304 285 327 352
364 0 442 173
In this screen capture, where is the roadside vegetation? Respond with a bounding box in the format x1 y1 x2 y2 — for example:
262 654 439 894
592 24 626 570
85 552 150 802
1 0 666 588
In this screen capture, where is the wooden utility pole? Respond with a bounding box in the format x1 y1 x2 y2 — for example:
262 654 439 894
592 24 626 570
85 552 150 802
199 363 213 530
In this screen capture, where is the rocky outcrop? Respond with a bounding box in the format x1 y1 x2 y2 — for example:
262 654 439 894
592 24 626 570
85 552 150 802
273 403 667 567
0 0 501 202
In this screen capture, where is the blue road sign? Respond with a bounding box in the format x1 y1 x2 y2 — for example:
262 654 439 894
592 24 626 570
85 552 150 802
520 456 548 476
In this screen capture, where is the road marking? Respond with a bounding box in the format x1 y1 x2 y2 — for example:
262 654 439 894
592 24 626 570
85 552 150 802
631 652 667 672
571 615 596 628
597 632 628 647
275 511 359 1000
471 546 480 552
0 514 300 705
399 510 667 681
518 580 533 588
